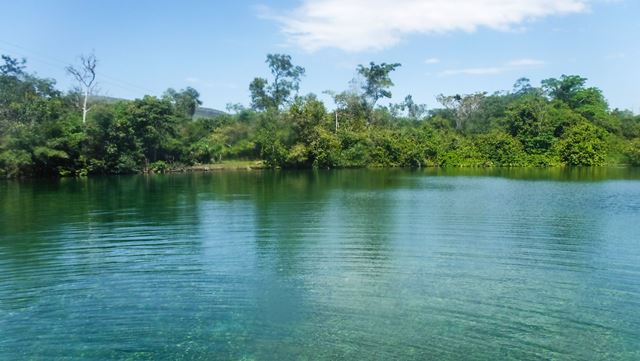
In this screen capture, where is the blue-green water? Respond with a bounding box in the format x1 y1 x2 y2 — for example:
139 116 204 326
1 169 640 360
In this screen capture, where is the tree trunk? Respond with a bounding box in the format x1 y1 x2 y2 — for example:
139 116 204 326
82 88 89 124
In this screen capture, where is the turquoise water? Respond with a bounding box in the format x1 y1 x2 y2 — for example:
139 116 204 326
1 169 640 360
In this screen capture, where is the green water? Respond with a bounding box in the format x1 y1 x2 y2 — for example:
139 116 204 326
1 169 640 360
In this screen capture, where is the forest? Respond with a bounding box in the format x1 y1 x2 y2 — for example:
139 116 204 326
1 53 639 178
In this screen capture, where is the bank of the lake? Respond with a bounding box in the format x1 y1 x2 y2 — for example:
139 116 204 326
2 54 639 179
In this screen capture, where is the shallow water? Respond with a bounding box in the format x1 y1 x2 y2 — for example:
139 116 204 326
1 169 640 360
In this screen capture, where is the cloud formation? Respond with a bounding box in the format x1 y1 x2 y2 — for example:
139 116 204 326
425 58 441 64
267 0 588 52
439 58 546 76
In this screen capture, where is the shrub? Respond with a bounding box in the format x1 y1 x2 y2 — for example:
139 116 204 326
556 123 608 166
625 139 640 166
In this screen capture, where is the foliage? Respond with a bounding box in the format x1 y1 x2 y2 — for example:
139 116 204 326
476 131 526 166
1 54 638 178
164 87 202 118
624 139 640 166
437 92 487 131
356 62 401 110
556 123 608 166
249 54 305 111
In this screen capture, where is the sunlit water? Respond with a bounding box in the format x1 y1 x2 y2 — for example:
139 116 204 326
1 169 640 360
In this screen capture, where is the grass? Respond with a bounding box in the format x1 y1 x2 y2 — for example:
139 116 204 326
186 160 266 171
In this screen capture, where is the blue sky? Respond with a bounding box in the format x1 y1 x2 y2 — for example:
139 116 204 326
0 0 638 112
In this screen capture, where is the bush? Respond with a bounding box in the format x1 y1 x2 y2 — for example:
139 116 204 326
285 143 309 168
625 139 640 166
150 160 169 173
310 127 341 168
338 130 371 168
476 132 526 166
556 122 608 166
0 149 33 177
440 138 489 167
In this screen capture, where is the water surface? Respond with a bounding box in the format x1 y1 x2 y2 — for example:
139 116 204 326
1 169 640 360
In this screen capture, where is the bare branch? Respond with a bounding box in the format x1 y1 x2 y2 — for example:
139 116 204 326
66 53 97 90
66 52 98 124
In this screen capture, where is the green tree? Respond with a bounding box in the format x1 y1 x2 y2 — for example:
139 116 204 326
556 122 608 166
0 55 79 177
505 94 555 153
542 75 587 106
436 92 486 131
476 131 526 166
288 94 327 144
163 87 202 119
390 95 427 121
625 139 640 166
249 54 305 111
126 96 180 165
356 62 401 111
0 55 26 75
512 77 535 95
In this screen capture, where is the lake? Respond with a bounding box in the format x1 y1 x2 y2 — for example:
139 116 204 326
1 169 640 360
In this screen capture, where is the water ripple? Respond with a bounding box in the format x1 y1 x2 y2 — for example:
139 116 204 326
1 171 639 360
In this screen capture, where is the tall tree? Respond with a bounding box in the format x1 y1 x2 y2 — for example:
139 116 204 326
356 62 401 110
541 75 587 106
0 55 26 76
436 92 486 131
249 54 305 111
512 77 534 95
66 53 97 124
163 87 202 119
390 95 427 120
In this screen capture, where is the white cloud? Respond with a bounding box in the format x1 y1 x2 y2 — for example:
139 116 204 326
439 67 504 76
605 52 626 60
266 0 589 52
439 58 546 76
506 58 546 67
425 58 440 64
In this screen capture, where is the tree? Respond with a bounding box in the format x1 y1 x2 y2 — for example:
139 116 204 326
289 94 327 144
512 78 535 95
625 139 640 166
556 122 608 166
0 55 26 76
436 92 486 131
163 87 202 119
126 96 179 164
356 62 401 110
326 79 369 131
249 54 305 111
541 75 587 106
249 77 271 110
2 52 637 178
390 95 427 120
476 131 526 166
66 53 97 124
0 56 74 177
505 94 554 153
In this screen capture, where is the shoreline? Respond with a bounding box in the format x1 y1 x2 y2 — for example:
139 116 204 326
180 160 267 172
2 161 637 180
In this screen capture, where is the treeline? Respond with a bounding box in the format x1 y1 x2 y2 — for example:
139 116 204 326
1 53 639 178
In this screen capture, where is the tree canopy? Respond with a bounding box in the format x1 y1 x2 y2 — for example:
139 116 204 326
1 53 638 178
249 54 305 111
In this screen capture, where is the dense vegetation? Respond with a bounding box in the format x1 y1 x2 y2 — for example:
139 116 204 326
1 53 639 178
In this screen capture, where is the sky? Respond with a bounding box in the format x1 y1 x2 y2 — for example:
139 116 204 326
0 0 638 112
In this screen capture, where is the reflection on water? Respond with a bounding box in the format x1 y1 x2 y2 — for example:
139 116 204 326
1 169 640 360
